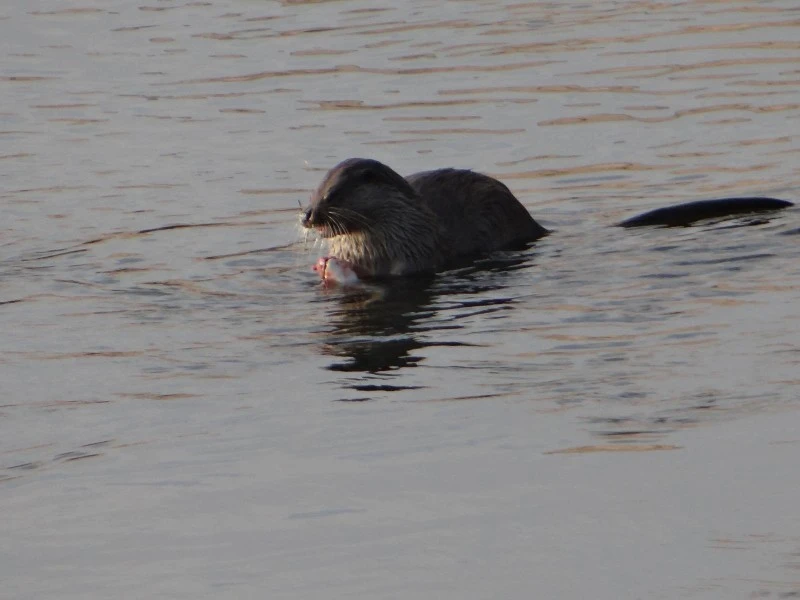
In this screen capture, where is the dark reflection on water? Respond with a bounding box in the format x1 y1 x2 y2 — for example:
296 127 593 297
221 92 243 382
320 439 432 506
317 250 538 382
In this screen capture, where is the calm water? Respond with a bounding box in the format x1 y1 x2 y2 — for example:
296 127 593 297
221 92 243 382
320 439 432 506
2 1 799 598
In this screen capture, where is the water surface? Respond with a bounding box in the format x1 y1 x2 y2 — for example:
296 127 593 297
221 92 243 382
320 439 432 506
2 1 799 598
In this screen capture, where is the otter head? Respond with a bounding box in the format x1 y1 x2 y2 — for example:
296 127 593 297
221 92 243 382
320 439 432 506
302 158 417 237
302 158 441 276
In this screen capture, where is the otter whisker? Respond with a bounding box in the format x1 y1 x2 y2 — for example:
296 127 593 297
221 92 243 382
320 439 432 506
327 206 374 231
327 212 347 237
335 206 373 227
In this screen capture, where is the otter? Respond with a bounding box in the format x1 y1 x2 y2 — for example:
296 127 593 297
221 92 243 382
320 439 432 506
301 158 793 284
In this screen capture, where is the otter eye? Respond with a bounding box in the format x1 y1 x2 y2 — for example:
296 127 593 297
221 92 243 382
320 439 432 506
322 190 338 205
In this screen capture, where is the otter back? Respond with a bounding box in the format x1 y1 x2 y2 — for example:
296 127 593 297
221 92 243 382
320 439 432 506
405 169 549 263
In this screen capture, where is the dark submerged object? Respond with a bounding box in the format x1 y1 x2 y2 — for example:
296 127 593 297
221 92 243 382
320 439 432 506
302 158 793 278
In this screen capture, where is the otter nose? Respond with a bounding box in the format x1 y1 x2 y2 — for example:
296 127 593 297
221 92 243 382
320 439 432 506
302 207 315 227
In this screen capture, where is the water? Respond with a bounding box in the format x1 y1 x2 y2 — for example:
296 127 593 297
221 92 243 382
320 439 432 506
2 1 799 598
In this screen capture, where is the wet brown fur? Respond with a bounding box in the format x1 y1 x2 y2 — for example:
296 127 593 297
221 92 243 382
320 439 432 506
302 158 547 277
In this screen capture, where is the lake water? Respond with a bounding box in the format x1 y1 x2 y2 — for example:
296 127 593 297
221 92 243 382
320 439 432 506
2 1 799 598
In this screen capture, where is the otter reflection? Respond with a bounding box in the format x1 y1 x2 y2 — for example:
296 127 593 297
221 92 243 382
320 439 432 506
318 250 537 393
